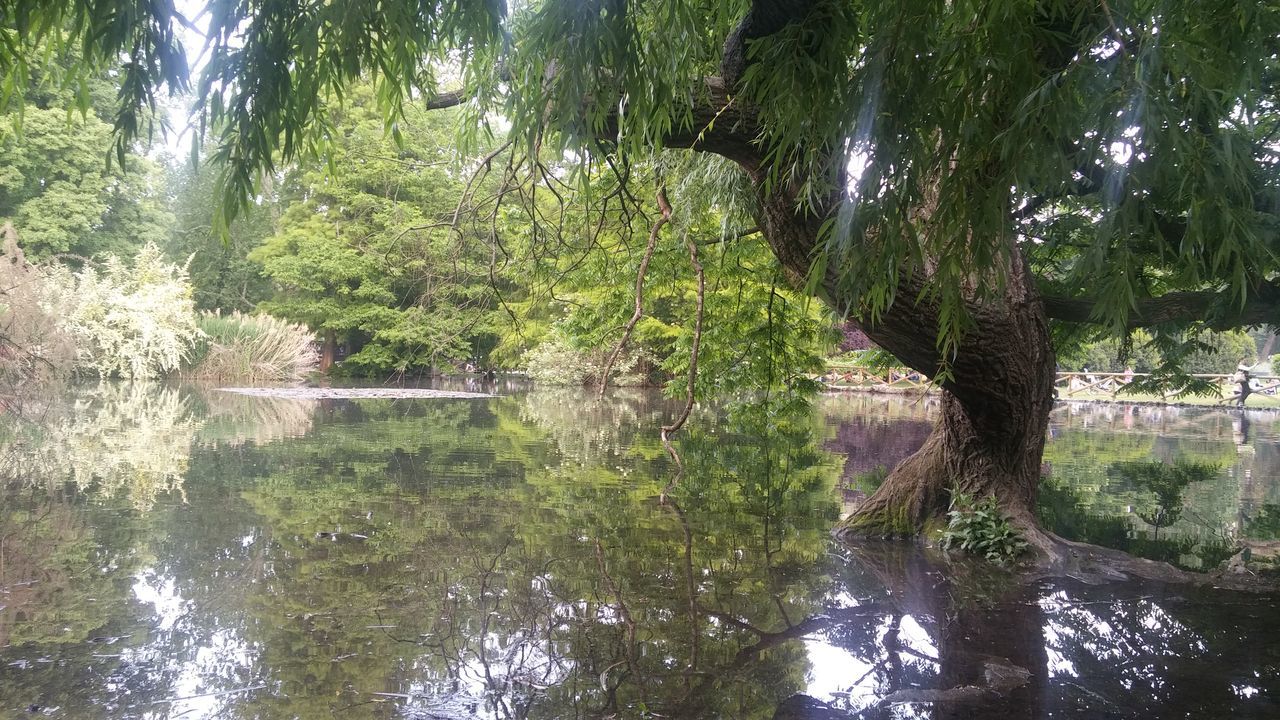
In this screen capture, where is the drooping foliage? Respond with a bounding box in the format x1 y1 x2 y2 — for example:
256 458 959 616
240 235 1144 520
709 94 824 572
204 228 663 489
5 0 1276 370
6 1 1280 547
164 153 276 312
495 153 837 392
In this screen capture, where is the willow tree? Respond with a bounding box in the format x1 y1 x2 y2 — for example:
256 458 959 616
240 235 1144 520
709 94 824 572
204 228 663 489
7 1 1278 554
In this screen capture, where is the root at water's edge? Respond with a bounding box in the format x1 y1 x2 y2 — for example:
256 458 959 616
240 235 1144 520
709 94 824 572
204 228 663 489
834 525 1280 594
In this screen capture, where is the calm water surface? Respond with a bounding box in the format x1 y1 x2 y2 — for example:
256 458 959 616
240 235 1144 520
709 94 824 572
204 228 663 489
1 383 1278 719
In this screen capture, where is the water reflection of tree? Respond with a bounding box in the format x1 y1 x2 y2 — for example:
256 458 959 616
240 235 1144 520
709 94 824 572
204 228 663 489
0 383 195 509
0 484 143 649
189 387 315 447
1041 408 1262 561
7 389 1280 718
194 393 848 719
785 542 1280 719
517 386 687 466
818 395 934 508
1110 461 1218 540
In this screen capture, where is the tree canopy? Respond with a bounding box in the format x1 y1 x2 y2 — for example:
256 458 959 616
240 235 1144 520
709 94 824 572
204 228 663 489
5 1 1276 355
0 52 171 260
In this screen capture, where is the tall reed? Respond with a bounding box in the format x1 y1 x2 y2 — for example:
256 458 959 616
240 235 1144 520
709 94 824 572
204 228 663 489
184 311 318 384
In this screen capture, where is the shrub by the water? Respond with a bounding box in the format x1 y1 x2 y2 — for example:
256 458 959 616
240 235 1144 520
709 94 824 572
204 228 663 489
940 493 1028 562
0 224 76 392
524 332 651 387
41 243 203 379
184 311 318 383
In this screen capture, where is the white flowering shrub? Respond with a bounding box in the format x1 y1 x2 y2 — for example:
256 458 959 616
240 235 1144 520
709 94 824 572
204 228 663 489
45 243 204 378
524 329 653 387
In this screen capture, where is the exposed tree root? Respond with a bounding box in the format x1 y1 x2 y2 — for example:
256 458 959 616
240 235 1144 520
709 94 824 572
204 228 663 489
1028 530 1280 592
837 520 1280 594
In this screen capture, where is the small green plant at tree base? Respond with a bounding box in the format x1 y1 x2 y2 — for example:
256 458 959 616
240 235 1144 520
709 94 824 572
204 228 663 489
940 492 1028 563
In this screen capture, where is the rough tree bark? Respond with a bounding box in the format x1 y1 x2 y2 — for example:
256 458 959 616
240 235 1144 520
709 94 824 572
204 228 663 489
319 330 337 372
751 174 1058 549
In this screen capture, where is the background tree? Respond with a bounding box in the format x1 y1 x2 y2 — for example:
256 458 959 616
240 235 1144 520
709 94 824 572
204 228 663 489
0 50 170 260
492 154 838 392
249 90 499 375
164 155 275 312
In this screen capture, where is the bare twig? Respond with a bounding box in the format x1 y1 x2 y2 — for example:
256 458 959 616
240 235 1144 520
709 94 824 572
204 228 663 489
661 227 706 464
598 186 672 398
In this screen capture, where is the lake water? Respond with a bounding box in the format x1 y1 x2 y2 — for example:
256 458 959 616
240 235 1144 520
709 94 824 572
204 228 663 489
1 382 1278 718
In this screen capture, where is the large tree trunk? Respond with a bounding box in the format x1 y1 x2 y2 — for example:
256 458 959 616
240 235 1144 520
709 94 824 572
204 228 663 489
319 330 337 372
837 260 1057 542
749 182 1057 545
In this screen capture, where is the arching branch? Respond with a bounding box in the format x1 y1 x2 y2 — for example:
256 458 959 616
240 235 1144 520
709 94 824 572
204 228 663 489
661 227 706 449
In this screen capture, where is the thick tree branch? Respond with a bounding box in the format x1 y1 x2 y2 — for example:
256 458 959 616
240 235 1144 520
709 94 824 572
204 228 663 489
652 77 764 170
1042 281 1280 330
721 0 821 88
661 227 706 445
425 90 466 110
1012 159 1106 221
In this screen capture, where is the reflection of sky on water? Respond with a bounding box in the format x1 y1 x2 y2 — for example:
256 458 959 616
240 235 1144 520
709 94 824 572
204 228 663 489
803 613 938 708
126 570 261 719
795 580 1279 718
803 638 875 703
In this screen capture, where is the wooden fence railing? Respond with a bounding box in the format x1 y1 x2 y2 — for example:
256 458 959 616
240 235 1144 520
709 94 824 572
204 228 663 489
817 364 933 392
1053 372 1279 402
818 364 1280 404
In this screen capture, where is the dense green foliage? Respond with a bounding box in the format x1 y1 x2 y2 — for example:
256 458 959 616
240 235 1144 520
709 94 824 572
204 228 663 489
499 156 837 391
1058 329 1258 374
2 1 1276 389
164 155 276 312
0 52 171 260
249 93 498 374
9 1 1279 340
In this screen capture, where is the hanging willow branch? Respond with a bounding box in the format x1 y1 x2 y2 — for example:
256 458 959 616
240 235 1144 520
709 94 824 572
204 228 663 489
661 227 706 465
597 186 672 398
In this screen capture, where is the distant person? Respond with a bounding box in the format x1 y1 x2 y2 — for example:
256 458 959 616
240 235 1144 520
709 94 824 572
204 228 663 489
1234 357 1257 408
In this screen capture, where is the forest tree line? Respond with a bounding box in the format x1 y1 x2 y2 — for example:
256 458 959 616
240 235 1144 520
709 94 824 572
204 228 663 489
0 77 1271 389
